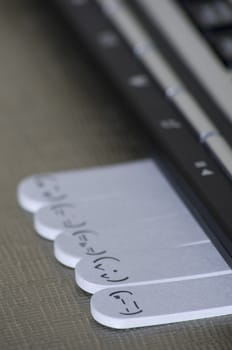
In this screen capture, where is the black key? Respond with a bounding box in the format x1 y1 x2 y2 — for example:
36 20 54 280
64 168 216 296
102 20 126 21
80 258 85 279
207 28 232 66
180 0 232 30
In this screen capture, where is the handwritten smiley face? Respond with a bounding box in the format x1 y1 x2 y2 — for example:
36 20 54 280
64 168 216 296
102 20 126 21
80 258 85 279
51 203 86 229
93 256 129 283
34 175 67 202
109 290 143 316
72 230 107 256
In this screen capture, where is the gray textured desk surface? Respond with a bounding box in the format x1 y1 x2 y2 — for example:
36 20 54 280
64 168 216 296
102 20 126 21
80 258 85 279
1 1 232 349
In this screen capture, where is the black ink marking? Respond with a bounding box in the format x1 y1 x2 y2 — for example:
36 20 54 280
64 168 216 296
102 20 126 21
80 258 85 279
109 291 133 297
109 290 143 316
72 229 95 236
134 301 140 310
120 310 143 316
93 256 120 264
107 276 129 283
95 264 104 271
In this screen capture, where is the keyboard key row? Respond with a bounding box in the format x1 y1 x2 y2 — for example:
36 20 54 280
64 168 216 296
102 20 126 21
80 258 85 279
96 0 232 181
133 0 232 124
178 0 232 67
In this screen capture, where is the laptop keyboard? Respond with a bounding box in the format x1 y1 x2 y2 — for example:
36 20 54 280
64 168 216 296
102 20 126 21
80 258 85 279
178 0 232 67
133 0 232 124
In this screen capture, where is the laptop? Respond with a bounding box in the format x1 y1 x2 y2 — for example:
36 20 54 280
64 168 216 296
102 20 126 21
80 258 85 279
51 0 232 268
29 0 232 328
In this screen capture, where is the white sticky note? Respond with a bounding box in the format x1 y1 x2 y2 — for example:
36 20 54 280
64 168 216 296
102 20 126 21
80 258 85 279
91 274 232 329
75 243 230 293
54 213 209 267
17 159 175 213
34 190 186 240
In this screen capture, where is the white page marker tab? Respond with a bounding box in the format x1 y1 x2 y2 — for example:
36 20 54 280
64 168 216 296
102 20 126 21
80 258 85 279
91 274 232 329
54 214 209 268
17 159 173 213
34 203 87 241
75 243 230 293
34 186 187 240
55 229 106 268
